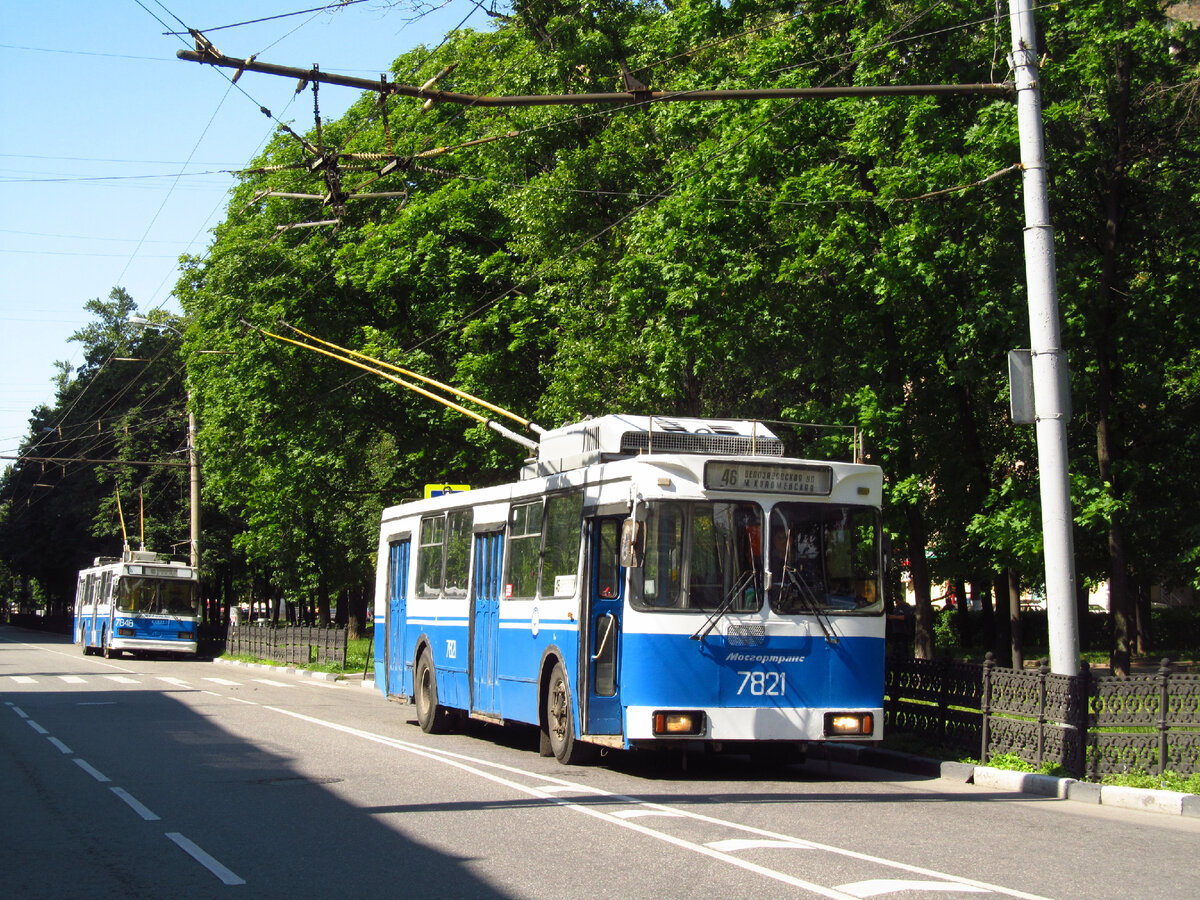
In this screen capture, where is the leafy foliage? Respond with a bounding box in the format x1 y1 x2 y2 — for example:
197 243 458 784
3 1 1200 664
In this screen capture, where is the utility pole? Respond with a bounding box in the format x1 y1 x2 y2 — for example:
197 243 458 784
1009 0 1080 675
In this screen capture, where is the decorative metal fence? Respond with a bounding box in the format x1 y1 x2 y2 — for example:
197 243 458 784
225 624 347 668
886 654 1200 778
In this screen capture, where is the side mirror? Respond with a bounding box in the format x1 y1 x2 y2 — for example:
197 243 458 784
620 519 644 568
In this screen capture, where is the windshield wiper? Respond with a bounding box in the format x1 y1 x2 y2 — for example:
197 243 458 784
691 567 757 642
778 530 839 644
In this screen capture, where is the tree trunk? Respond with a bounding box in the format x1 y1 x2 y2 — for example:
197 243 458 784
906 506 935 659
1094 44 1134 678
1008 568 1023 670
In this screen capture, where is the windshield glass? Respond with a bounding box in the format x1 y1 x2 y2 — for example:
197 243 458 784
632 501 763 612
768 503 882 615
116 577 199 616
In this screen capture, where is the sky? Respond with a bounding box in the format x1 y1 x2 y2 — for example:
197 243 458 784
0 0 495 459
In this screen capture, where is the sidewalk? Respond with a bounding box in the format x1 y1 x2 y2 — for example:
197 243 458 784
814 742 1200 818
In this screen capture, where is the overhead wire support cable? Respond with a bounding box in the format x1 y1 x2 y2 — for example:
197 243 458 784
244 321 541 452
177 47 1013 105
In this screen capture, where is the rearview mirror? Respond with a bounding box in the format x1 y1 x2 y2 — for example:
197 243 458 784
620 519 644 568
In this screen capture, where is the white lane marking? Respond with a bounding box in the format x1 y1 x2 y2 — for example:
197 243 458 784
10 675 36 684
0 638 136 674
104 675 139 684
73 758 111 783
838 880 991 898
26 719 49 735
48 737 73 754
166 832 245 886
612 809 687 819
9 704 30 717
263 706 857 899
263 705 1055 900
253 679 292 688
157 677 192 688
203 678 242 687
708 839 813 852
58 675 86 684
111 787 161 821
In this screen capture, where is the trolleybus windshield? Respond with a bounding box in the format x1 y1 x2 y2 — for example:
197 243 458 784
116 577 199 616
632 501 763 612
767 504 882 615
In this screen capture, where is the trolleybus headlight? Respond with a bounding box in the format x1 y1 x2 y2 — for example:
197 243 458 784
652 710 705 736
117 627 135 637
824 712 873 736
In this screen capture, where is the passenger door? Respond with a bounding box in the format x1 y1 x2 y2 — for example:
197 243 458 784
585 517 624 734
386 539 411 697
471 530 504 715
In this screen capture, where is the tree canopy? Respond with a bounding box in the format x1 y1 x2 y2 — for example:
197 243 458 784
4 0 1199 668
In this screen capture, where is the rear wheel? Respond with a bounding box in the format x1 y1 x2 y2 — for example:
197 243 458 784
414 651 453 734
543 661 592 765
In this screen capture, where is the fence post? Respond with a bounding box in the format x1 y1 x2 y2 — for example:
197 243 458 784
1073 660 1090 779
981 652 994 764
1158 658 1172 777
1036 658 1050 770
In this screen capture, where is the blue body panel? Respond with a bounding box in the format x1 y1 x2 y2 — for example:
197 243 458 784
620 630 885 712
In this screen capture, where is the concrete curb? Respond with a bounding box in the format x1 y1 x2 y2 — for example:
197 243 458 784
820 743 1197 818
213 656 342 683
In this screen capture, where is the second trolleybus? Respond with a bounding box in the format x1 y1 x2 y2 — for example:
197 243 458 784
373 414 885 763
74 550 201 659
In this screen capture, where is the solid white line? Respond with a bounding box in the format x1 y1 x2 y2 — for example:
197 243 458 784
26 718 49 735
73 758 111 783
166 832 245 885
837 880 990 898
707 839 813 852
612 809 686 819
111 787 161 821
48 737 73 754
263 704 1055 900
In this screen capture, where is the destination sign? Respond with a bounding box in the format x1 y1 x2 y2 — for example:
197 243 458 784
704 461 832 495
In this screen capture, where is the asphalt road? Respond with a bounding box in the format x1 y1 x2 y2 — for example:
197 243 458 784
3 625 1197 899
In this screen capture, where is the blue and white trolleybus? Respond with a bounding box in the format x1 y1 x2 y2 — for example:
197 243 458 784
74 550 201 658
373 414 884 763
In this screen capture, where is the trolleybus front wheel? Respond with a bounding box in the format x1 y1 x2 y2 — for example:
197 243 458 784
543 661 592 765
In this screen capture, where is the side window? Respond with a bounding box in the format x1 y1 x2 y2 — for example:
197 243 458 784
444 509 473 598
506 501 542 599
416 515 445 598
541 493 583 597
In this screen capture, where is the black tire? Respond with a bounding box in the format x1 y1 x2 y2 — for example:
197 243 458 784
414 651 453 734
543 661 592 765
80 627 91 656
102 630 119 660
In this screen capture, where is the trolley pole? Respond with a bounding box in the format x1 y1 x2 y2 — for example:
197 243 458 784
1009 0 1080 674
188 391 201 569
